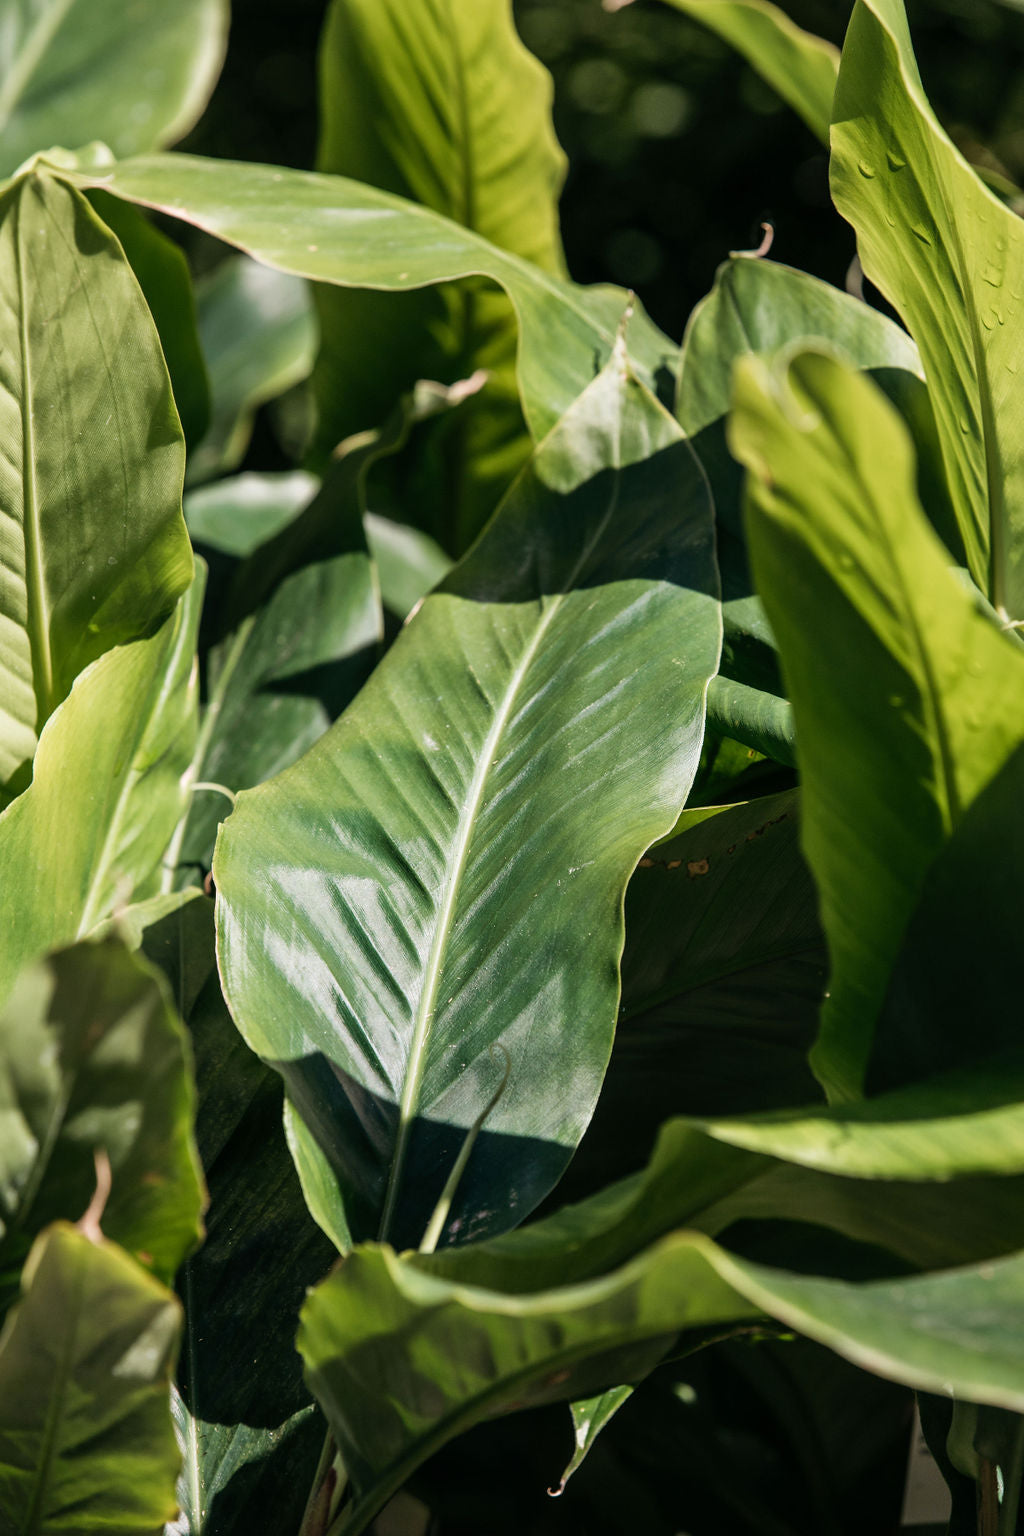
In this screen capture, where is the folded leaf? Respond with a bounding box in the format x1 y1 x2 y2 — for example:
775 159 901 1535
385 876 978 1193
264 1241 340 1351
730 349 1024 1099
215 346 720 1253
830 0 1024 617
0 172 193 791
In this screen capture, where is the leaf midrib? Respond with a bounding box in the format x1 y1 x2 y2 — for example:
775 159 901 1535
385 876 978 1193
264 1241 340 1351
376 455 624 1244
14 185 54 726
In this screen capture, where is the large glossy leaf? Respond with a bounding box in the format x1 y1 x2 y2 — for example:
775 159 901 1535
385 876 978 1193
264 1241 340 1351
0 938 202 1311
313 0 566 550
215 347 720 1254
189 256 317 486
87 189 210 451
729 349 1024 1100
0 0 228 179
559 791 823 1202
643 0 839 142
61 153 678 443
0 172 193 791
185 472 316 559
830 0 1024 617
0 574 202 1006
0 1223 182 1534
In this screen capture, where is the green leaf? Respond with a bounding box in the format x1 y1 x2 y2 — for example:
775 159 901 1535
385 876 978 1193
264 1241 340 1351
0 938 203 1308
314 0 567 550
185 472 316 559
0 574 203 1006
676 255 944 702
646 0 839 142
729 349 1024 1100
0 1223 182 1534
215 347 720 1253
365 514 452 623
0 0 228 179
705 676 795 766
174 393 466 882
830 0 1024 617
189 255 317 485
87 189 210 450
0 172 193 792
61 153 678 444
555 1386 634 1495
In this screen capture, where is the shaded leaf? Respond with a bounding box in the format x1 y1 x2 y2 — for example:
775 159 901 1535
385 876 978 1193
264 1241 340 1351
189 256 317 485
215 348 720 1254
555 1386 634 1496
0 0 228 179
730 348 1024 1099
0 172 193 791
0 938 203 1311
185 472 316 559
0 1223 182 1534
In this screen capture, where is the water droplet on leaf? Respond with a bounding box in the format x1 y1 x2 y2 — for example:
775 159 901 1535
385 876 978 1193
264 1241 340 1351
857 160 875 178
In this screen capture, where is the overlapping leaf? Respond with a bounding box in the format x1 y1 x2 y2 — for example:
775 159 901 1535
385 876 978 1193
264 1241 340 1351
0 172 193 791
0 575 202 1005
215 346 720 1254
0 1223 182 1533
0 0 228 178
830 0 1024 616
730 349 1024 1099
0 938 203 1311
314 0 567 550
60 153 678 443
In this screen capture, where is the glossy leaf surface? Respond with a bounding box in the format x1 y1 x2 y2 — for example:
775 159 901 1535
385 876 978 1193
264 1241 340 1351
0 172 192 789
0 576 202 1005
63 153 678 442
184 472 316 559
0 0 228 178
0 1223 181 1534
650 0 839 142
730 350 1024 1099
0 938 202 1310
314 0 566 548
831 0 1024 616
215 349 720 1253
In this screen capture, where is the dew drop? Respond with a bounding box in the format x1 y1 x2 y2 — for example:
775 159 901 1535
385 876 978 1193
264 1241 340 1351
959 417 971 433
886 150 906 171
982 311 995 330
857 159 875 178
1007 361 1018 375
910 223 932 245
888 694 905 709
884 211 896 227
107 555 117 566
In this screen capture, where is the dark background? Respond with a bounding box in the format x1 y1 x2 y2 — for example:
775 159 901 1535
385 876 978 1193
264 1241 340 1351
181 0 1024 343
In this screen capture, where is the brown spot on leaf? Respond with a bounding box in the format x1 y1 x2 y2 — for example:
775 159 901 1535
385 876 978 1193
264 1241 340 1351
687 858 710 877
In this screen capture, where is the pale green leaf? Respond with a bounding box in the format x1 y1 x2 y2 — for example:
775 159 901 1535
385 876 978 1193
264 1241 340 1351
60 153 678 444
0 0 228 179
0 172 193 791
0 574 202 1006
